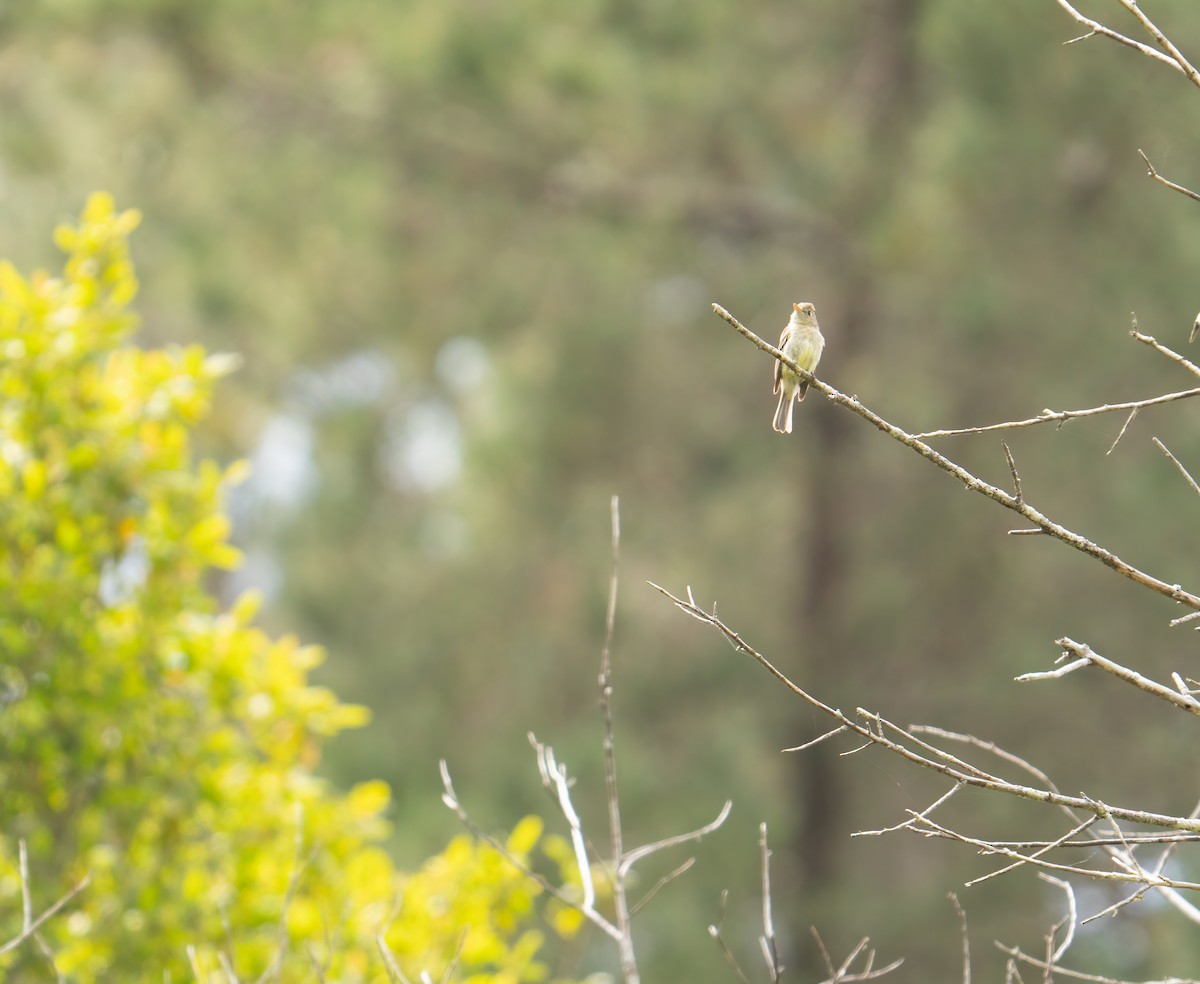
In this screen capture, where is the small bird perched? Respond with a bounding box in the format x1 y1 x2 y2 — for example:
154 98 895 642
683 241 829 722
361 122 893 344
772 301 824 434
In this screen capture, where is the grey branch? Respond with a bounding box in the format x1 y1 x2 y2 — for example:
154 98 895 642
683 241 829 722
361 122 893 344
1137 149 1200 204
650 580 1200 836
1052 0 1200 88
1153 437 1200 498
913 387 1200 439
1114 0 1200 91
1019 637 1200 718
712 303 1200 612
1132 328 1200 379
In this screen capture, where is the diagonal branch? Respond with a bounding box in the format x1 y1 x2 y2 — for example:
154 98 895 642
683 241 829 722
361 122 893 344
711 303 1200 612
1137 149 1200 204
618 800 732 876
1024 637 1200 717
1132 328 1200 378
649 580 1200 835
1051 0 1184 73
1153 437 1200 498
1114 0 1200 91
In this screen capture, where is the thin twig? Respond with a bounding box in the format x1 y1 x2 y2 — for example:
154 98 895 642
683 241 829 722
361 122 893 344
759 823 782 983
0 890 89 960
1106 408 1137 454
963 815 1096 887
1002 441 1022 502
948 894 970 984
530 735 596 912
920 810 1200 890
1115 0 1200 91
855 783 964 837
995 941 1196 984
783 724 848 753
1132 329 1200 379
650 581 1200 834
811 927 836 978
1015 658 1090 682
0 846 90 959
598 495 638 980
439 759 622 941
923 832 1200 850
1051 0 1184 73
618 800 732 875
708 891 753 984
712 303 1200 612
1153 437 1200 498
1047 637 1200 717
914 387 1200 439
1137 149 1200 204
629 858 695 917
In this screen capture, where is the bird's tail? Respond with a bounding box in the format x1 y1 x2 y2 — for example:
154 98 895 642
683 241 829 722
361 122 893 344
772 389 794 434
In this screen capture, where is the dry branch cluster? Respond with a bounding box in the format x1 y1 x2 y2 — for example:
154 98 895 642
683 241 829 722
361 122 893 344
439 4 1200 984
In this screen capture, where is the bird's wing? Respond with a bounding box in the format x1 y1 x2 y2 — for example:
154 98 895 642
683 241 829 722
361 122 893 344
772 328 786 394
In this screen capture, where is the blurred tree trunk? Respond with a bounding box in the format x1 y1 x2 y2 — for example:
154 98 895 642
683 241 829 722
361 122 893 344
789 0 923 970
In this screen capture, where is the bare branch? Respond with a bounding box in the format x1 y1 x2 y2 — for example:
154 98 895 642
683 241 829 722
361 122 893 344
629 858 695 918
1039 875 1077 966
708 891 753 984
1015 658 1090 682
1051 0 1184 73
1114 0 1200 91
855 783 964 838
1137 149 1200 204
650 581 1200 834
1106 407 1137 454
1153 437 1200 498
917 811 1200 890
914 387 1200 439
618 800 732 875
964 815 1097 887
996 940 1200 983
711 303 1200 612
439 758 622 941
1132 328 1200 379
529 735 597 912
1002 441 1023 502
598 495 637 978
948 894 971 984
782 724 848 753
759 823 782 983
1034 638 1200 717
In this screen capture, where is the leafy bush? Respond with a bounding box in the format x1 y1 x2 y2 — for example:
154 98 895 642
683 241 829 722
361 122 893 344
0 194 573 983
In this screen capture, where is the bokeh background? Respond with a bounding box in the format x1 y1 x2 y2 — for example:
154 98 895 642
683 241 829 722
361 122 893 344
5 1 1200 979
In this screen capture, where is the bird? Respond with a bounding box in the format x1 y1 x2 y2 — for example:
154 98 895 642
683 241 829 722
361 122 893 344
772 301 824 434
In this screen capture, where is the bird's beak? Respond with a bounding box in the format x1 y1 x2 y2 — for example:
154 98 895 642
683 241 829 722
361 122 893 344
792 303 802 313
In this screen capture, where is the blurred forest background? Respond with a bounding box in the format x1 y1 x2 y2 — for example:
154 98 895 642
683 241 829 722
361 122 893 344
5 0 1200 979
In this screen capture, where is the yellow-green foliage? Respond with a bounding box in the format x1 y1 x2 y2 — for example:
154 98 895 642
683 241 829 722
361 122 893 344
0 195 574 983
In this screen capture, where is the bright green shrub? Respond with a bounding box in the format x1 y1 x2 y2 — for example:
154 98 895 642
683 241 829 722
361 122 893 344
0 194 574 983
